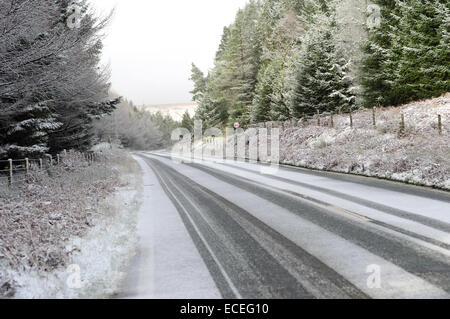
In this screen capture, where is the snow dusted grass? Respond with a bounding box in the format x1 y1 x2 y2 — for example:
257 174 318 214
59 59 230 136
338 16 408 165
0 148 141 298
280 94 450 190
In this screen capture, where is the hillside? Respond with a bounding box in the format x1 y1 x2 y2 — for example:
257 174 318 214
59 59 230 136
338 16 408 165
276 94 449 190
138 103 197 121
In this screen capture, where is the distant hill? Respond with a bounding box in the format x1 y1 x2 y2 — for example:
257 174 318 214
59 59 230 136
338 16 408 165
138 103 197 121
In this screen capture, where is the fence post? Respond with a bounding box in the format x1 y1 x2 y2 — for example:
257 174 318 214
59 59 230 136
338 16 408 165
400 114 405 134
438 114 442 135
25 158 29 175
8 159 12 186
330 112 334 128
57 154 60 165
47 154 53 166
372 107 376 127
317 110 320 126
350 109 353 128
39 158 43 170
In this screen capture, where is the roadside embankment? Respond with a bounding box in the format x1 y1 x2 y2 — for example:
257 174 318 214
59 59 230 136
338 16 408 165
0 148 141 298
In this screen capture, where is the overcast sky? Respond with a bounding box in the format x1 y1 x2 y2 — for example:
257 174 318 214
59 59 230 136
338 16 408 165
91 0 248 105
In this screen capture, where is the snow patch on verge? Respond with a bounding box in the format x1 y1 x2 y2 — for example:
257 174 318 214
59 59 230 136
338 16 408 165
10 163 142 299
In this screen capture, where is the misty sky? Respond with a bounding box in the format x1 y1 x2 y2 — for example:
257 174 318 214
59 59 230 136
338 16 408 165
92 0 249 106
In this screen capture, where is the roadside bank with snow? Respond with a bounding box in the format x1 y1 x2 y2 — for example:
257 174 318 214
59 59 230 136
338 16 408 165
0 149 141 298
273 94 449 190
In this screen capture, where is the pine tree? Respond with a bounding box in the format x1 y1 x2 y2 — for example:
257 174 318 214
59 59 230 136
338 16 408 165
222 0 263 126
2 101 62 158
291 24 356 117
195 96 229 130
252 3 306 122
181 111 194 132
252 63 274 122
268 57 293 121
0 0 117 158
0 1 64 158
361 0 450 107
191 1 264 128
189 64 207 103
392 0 450 103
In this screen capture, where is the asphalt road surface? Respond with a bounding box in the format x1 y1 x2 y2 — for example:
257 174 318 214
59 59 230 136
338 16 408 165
123 152 450 299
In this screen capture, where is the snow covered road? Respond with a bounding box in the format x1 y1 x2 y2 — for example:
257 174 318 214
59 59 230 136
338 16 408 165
124 152 450 299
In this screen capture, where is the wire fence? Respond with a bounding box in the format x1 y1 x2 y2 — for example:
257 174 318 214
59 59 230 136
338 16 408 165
248 109 445 136
0 150 105 188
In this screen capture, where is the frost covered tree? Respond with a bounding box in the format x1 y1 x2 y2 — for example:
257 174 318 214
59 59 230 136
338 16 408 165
252 63 275 122
0 0 118 159
361 0 450 107
147 111 180 147
192 0 263 127
2 102 62 159
290 22 356 117
0 1 63 158
190 62 229 129
94 99 162 150
252 7 306 122
181 111 194 133
223 0 263 126
189 64 207 103
195 95 229 130
192 0 448 127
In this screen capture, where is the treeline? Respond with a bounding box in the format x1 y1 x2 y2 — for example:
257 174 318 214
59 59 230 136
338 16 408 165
93 99 180 150
0 0 119 160
191 0 450 128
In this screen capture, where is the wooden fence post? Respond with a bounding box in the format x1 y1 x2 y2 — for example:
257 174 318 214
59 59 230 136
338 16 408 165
47 154 53 166
317 110 320 126
57 154 60 165
350 109 353 128
39 158 43 170
8 159 12 186
438 114 442 135
25 158 29 175
372 107 376 127
330 112 334 128
400 114 405 134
